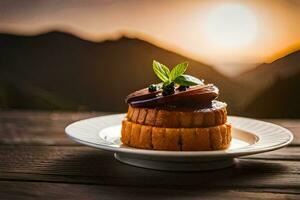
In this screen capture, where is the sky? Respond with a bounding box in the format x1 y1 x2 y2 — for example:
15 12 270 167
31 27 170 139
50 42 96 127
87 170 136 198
0 0 300 76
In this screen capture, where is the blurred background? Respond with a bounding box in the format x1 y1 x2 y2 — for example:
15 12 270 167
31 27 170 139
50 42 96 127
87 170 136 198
0 0 299 118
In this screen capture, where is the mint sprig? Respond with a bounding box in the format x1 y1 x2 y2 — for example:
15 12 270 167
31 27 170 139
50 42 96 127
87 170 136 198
152 60 203 87
169 62 188 81
152 60 170 82
174 75 203 86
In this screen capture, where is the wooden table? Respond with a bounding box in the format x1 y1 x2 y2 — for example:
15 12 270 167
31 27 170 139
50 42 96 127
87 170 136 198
0 111 299 199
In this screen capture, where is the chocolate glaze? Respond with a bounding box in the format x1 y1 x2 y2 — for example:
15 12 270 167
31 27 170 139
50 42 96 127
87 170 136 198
125 84 219 109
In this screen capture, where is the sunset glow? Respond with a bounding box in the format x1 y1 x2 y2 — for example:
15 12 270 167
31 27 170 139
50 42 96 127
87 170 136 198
0 0 299 76
203 4 257 49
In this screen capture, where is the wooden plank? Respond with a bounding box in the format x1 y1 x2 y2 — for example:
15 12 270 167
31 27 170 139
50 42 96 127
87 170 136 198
0 111 108 145
0 111 299 145
244 146 300 161
0 146 299 189
266 119 300 128
0 181 299 200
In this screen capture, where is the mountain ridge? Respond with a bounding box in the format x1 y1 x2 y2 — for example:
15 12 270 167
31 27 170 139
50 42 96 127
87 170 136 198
0 31 243 112
243 70 300 118
235 49 300 108
1 31 299 117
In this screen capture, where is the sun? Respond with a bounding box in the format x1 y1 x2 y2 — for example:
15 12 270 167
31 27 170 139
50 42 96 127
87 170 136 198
203 4 258 49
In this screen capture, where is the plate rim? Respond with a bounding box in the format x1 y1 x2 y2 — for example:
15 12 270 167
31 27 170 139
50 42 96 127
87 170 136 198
65 114 294 158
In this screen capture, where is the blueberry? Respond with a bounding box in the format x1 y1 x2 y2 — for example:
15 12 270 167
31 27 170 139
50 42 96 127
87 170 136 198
178 85 189 91
148 84 158 92
162 83 175 96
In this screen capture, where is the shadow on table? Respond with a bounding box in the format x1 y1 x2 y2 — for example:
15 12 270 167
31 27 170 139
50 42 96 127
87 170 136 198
47 149 286 189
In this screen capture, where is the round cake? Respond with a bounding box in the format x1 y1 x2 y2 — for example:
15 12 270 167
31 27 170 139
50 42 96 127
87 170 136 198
121 60 231 151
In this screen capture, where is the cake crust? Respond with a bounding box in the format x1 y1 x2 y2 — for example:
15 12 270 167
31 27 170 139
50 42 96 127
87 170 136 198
122 61 231 151
121 119 231 151
127 102 227 128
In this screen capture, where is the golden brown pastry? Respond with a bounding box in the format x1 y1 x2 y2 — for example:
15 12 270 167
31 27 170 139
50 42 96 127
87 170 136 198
121 119 231 151
126 101 227 128
121 60 231 151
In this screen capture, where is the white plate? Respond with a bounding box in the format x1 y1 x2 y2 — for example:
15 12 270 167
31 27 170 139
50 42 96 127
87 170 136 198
65 114 293 171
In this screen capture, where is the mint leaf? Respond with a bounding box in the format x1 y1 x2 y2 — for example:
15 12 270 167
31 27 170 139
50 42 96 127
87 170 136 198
152 60 203 88
162 79 172 88
153 60 170 82
174 75 203 86
169 62 188 81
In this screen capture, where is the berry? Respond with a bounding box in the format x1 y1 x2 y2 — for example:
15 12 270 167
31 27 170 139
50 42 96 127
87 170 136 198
162 83 175 96
178 85 189 91
148 84 158 92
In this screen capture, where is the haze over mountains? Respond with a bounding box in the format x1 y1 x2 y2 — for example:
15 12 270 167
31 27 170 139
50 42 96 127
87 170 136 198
238 50 300 117
0 31 299 117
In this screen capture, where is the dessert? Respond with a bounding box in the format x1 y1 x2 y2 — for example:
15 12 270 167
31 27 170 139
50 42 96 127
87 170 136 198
121 60 231 151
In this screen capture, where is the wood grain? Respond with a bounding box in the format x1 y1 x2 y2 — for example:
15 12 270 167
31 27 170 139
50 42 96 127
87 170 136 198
0 111 108 145
0 111 299 199
0 145 299 189
0 181 299 200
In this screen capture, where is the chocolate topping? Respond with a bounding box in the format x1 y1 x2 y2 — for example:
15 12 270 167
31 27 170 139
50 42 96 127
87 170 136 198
125 84 219 108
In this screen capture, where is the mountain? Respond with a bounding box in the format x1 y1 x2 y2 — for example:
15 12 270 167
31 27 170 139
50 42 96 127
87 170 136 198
236 50 300 117
2 31 299 117
236 50 300 106
243 70 300 118
0 31 242 112
238 50 300 86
